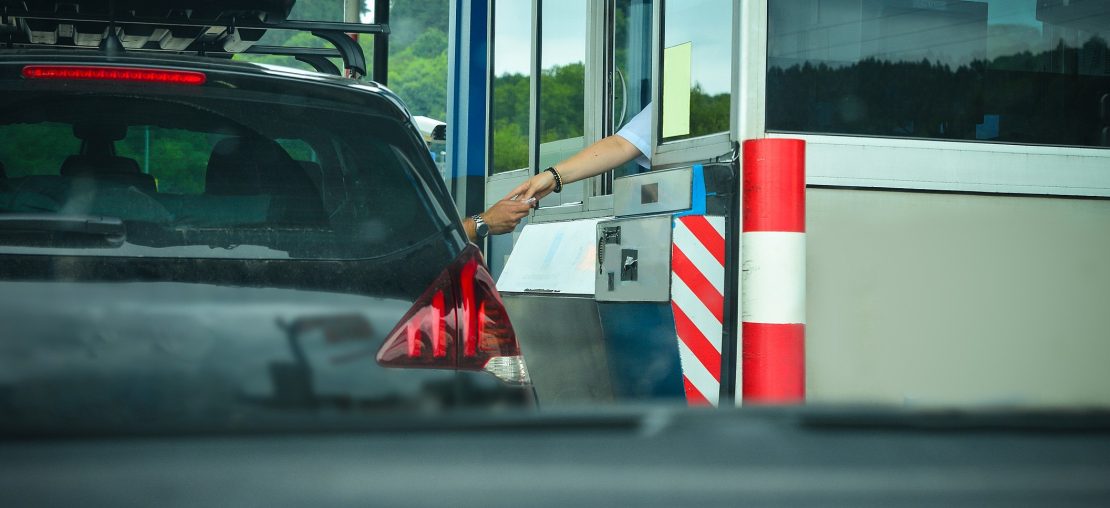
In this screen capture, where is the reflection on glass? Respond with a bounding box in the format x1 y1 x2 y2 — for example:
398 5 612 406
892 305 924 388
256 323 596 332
614 0 654 177
614 0 653 132
538 0 588 204
491 0 533 174
380 3 450 120
237 2 453 153
662 0 732 141
237 2 344 72
767 0 1110 148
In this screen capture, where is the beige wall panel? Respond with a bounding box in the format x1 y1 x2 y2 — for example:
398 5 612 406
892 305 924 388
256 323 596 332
806 189 1110 407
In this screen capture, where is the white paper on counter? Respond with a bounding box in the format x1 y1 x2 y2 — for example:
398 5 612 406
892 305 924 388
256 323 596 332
496 218 604 295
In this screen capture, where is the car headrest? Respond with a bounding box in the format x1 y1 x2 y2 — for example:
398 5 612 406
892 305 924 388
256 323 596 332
73 122 127 142
59 155 155 192
298 160 324 191
206 136 326 224
206 136 298 195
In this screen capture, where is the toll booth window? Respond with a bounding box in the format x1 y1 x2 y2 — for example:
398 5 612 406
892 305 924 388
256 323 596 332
767 0 1110 148
660 0 733 142
537 0 588 206
612 0 654 179
491 0 532 174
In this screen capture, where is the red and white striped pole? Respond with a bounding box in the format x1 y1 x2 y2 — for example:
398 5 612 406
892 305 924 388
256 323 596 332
741 138 806 404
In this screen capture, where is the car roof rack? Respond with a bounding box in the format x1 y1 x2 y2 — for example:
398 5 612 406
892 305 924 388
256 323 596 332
0 0 388 80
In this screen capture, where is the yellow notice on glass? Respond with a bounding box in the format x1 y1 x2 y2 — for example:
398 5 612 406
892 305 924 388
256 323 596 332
662 41 692 138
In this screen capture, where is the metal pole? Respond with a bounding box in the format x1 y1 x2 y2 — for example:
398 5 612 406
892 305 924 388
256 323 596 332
343 0 362 79
719 153 741 406
741 138 806 404
143 125 150 174
446 0 489 218
373 0 389 84
343 0 360 24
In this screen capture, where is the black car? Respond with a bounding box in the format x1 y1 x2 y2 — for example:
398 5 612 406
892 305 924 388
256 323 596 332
0 1 533 434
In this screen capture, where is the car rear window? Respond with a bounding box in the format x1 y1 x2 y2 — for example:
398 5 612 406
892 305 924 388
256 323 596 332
0 85 447 260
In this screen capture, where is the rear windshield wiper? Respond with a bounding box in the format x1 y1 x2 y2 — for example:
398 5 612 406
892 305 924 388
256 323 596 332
0 214 126 247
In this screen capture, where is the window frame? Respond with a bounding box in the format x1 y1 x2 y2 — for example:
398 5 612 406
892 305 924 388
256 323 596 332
771 132 1110 197
488 0 535 177
525 0 740 225
529 0 608 221
649 0 736 169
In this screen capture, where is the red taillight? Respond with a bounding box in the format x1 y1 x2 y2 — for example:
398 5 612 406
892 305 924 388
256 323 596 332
376 246 530 385
22 65 206 85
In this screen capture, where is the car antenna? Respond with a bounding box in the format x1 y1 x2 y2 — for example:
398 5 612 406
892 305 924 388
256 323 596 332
98 0 124 56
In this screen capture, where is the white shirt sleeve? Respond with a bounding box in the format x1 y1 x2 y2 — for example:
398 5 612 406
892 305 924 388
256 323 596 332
614 103 651 169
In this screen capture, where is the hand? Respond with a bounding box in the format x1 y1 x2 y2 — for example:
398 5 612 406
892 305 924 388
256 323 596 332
504 171 557 206
481 198 533 235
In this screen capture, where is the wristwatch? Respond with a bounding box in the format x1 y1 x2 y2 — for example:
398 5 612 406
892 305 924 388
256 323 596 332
471 214 490 238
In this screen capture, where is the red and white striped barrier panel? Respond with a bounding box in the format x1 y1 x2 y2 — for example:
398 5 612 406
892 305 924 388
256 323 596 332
671 215 726 406
741 138 806 404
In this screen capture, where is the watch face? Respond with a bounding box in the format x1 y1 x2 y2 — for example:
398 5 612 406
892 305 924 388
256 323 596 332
476 222 490 237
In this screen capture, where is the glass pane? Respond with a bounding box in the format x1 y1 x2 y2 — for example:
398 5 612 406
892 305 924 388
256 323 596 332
0 123 79 178
235 2 453 151
377 1 451 180
114 127 215 195
661 0 733 141
235 2 346 73
492 0 533 174
381 2 450 120
537 0 588 206
613 0 654 177
767 0 1110 148
0 89 443 261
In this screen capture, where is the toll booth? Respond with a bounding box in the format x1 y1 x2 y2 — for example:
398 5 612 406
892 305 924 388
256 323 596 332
447 0 1110 409
448 0 769 407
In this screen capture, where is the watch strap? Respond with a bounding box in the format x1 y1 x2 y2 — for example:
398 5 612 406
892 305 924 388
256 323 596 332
471 214 489 238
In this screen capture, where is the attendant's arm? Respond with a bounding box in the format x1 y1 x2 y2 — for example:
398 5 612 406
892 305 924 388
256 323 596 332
505 135 642 203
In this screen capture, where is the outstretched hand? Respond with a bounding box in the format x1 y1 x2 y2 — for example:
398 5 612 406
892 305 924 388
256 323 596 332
504 171 557 206
482 198 534 235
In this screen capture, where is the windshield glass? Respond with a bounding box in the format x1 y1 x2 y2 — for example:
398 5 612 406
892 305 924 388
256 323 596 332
1 0 1108 445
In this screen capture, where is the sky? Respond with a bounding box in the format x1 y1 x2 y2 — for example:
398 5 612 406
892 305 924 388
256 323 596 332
494 0 538 75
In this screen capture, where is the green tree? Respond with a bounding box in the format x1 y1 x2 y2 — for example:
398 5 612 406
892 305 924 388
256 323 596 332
491 72 530 172
237 0 451 121
689 85 730 137
389 29 449 118
389 0 450 50
0 123 79 178
491 122 529 172
539 63 586 142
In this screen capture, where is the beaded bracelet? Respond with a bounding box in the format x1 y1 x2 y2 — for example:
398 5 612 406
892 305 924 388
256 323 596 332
545 166 563 193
